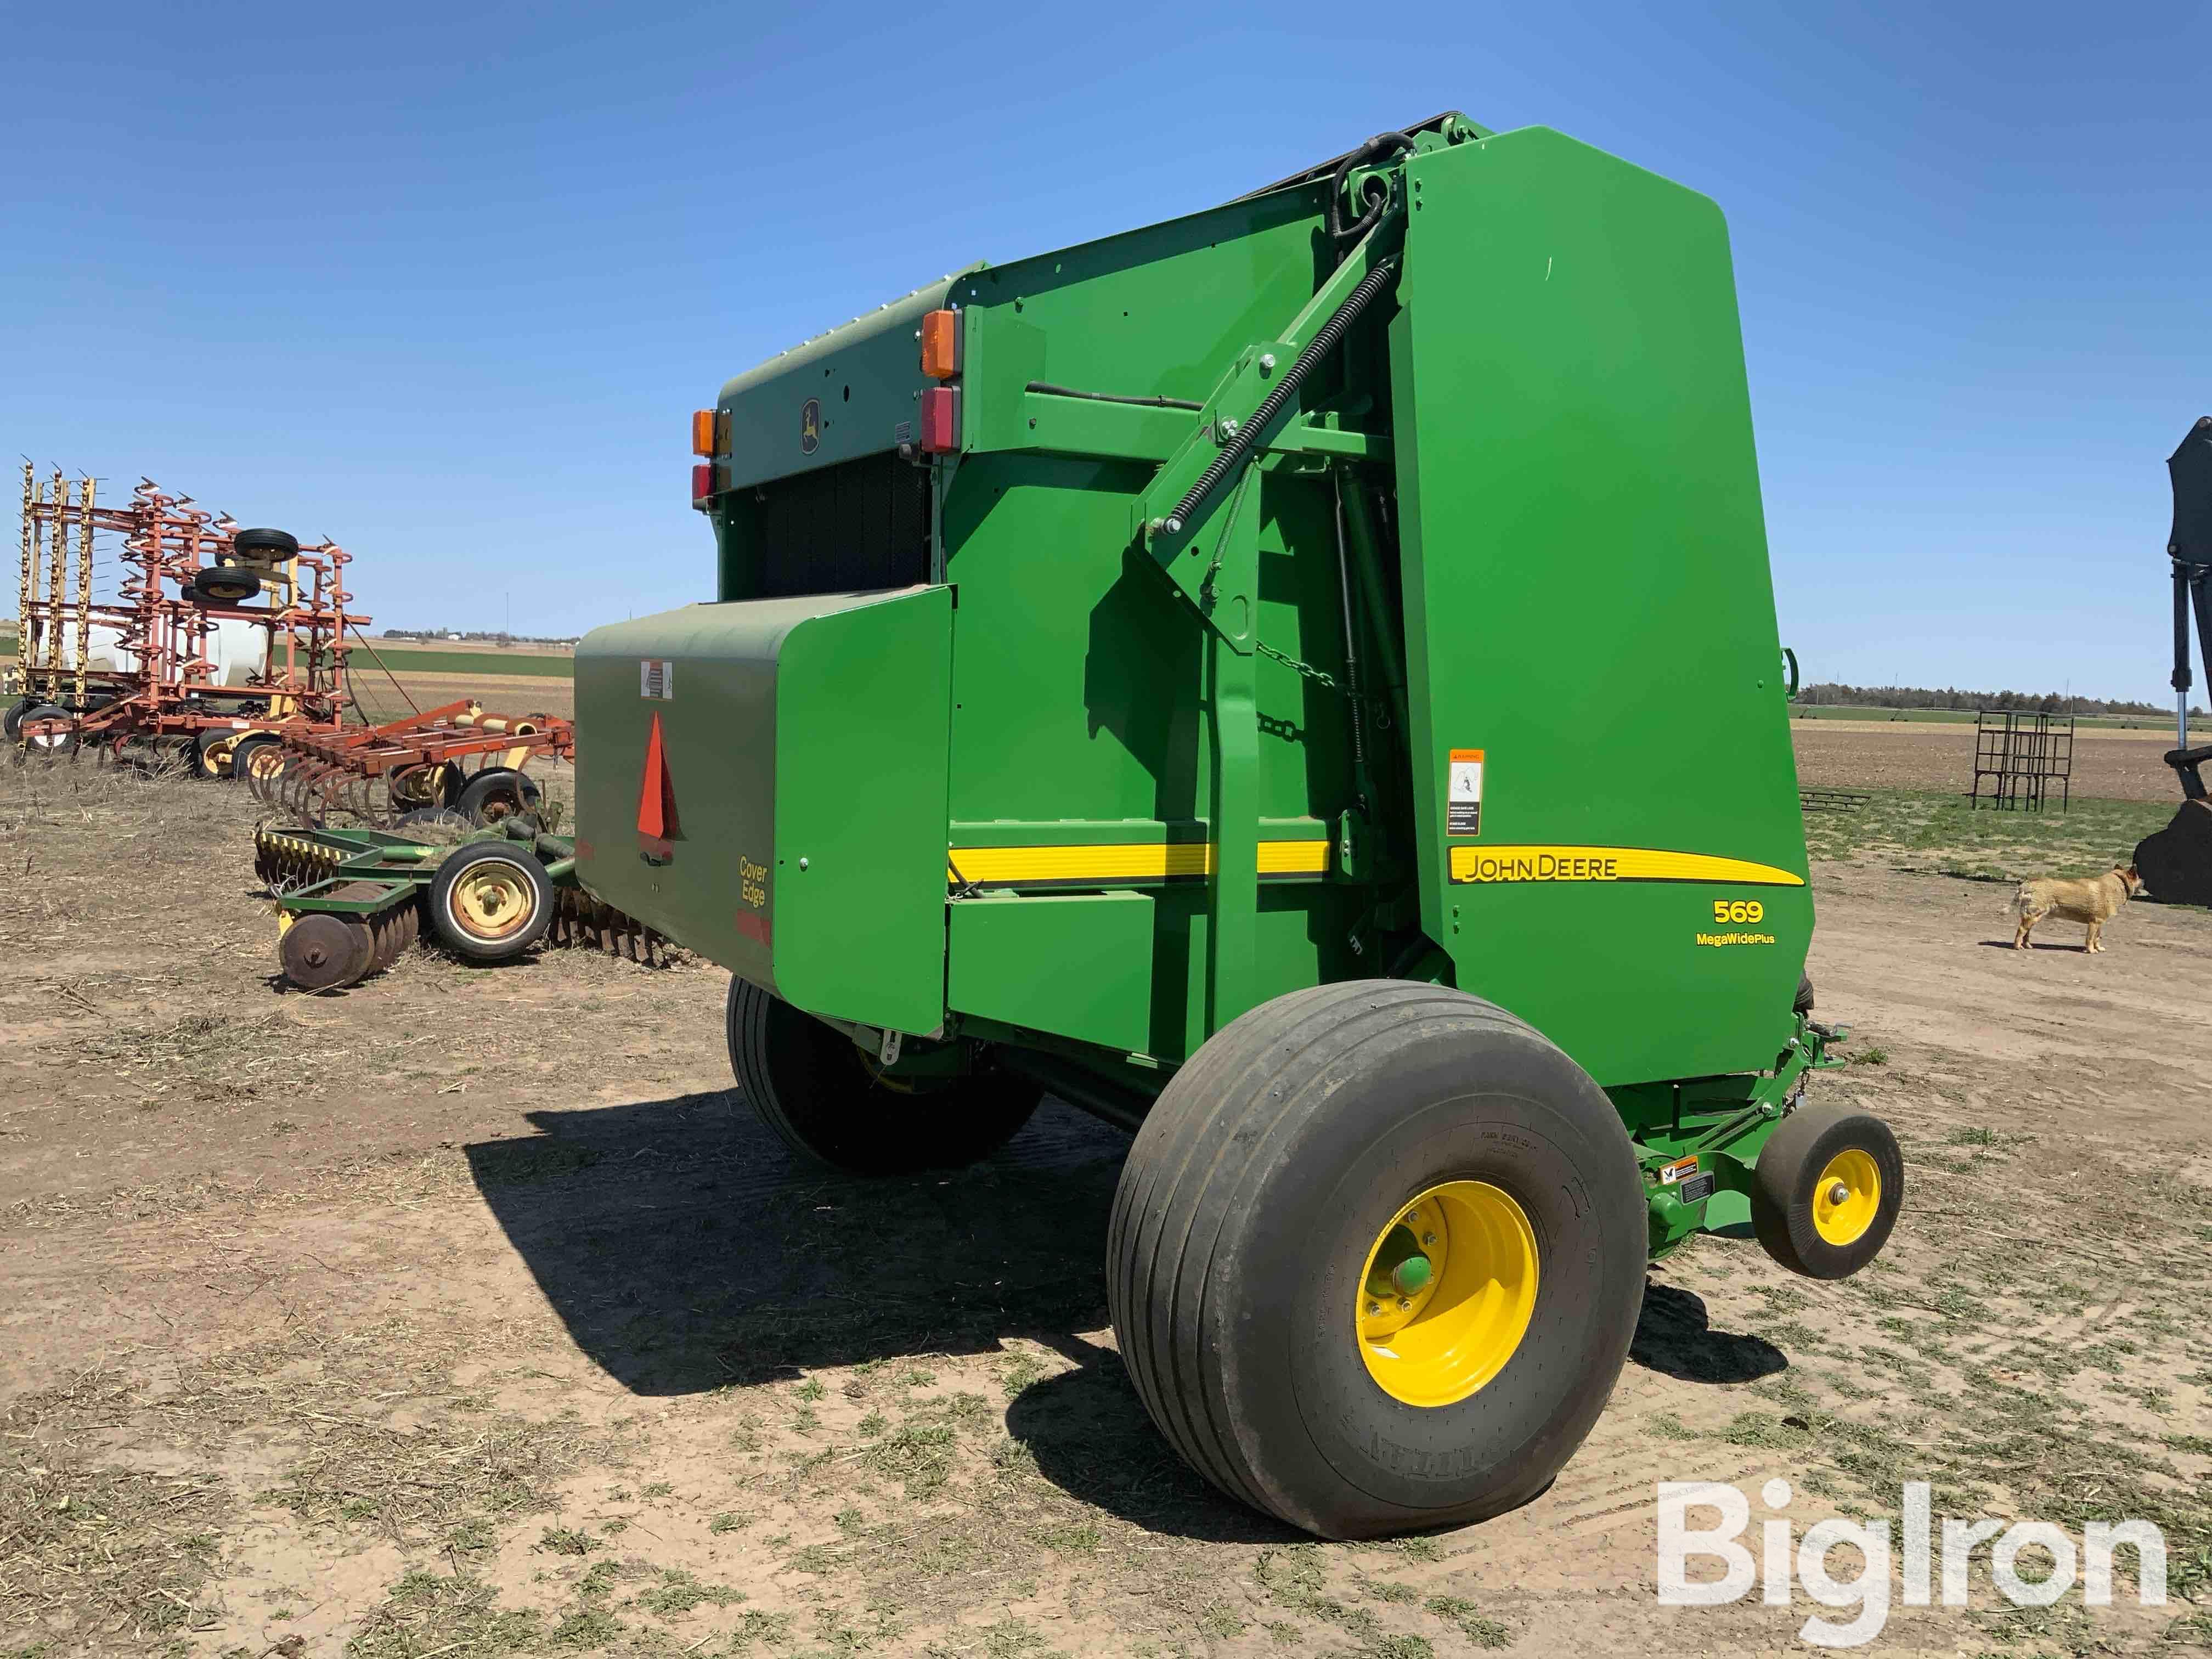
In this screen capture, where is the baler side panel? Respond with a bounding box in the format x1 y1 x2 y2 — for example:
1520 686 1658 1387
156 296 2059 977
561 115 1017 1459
939 451 1360 1060
573 588 955 1037
572 604 788 988
1393 127 1809 1087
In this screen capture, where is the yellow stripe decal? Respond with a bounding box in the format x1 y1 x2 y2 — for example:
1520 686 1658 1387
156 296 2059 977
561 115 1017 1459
949 839 1329 887
1448 845 1805 887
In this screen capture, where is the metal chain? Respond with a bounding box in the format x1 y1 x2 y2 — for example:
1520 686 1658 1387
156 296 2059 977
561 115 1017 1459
1255 639 1371 701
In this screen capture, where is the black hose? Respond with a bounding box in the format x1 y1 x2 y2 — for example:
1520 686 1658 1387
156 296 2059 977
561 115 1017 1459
1328 131 1417 242
1161 257 1400 537
1026 381 1204 412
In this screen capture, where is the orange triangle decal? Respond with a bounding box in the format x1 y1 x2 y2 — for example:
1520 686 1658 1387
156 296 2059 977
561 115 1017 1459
637 711 680 849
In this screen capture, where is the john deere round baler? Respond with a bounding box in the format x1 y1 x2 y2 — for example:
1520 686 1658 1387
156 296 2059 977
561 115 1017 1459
573 112 1901 1539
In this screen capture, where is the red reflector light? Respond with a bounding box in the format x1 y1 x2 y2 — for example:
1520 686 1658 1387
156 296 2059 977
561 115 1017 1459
691 462 714 504
920 309 961 379
919 386 961 453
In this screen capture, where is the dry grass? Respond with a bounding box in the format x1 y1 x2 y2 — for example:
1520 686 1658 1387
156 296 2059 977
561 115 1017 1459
1802 788 2174 882
1 1373 231 1651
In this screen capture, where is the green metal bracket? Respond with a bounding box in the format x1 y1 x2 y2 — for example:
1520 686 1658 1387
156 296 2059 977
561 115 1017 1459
1141 211 1398 575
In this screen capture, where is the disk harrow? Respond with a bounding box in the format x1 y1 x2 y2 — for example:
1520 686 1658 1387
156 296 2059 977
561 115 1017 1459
244 700 575 830
256 822 668 991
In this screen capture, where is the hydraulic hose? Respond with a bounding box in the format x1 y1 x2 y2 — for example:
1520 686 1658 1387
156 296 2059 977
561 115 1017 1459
1161 256 1401 537
1327 131 1417 242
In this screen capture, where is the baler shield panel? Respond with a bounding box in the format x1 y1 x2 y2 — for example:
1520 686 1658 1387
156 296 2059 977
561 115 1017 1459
574 587 953 1036
1391 127 1809 1086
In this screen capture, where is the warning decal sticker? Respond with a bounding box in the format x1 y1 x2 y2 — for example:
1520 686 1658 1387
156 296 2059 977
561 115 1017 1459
640 659 674 700
1447 748 1483 836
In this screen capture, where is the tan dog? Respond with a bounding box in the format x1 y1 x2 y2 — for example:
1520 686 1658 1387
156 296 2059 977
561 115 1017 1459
2011 865 2143 952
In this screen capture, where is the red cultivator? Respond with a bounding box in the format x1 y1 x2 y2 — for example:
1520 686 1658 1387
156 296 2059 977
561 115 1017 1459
244 699 577 830
8 467 363 771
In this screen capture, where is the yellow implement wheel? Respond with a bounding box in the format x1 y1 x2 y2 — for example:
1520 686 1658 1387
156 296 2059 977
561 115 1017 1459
1752 1104 1903 1279
1356 1182 1539 1408
454 862 532 938
193 726 252 779
1811 1148 1881 1246
428 844 555 963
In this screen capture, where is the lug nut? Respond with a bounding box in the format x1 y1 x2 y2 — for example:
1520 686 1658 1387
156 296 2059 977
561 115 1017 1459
1366 1300 1381 1315
1421 1231 1437 1246
1397 1297 1411 1310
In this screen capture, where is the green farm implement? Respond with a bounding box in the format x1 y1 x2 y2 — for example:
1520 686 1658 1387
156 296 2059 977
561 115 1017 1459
573 112 1902 1538
257 823 666 990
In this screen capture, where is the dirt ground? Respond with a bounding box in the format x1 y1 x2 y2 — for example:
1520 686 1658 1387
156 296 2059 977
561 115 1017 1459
5 756 2211 1658
1793 719 2183 802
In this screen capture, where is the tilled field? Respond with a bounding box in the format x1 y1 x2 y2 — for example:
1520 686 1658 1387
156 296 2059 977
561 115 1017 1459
1792 718 2183 801
4 755 2211 1657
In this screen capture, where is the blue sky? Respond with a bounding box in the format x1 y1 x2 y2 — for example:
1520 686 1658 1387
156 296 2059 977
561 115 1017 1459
5 3 2206 702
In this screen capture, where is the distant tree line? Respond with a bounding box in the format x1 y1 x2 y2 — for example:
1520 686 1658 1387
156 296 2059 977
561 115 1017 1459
1797 682 2204 718
378 628 577 647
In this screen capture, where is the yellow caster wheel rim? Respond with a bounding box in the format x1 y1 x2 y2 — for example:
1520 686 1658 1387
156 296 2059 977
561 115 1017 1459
453 861 535 939
1356 1180 1539 1408
1812 1148 1881 1245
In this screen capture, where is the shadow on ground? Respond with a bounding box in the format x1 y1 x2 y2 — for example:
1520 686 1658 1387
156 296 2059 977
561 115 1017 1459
465 1092 1128 1396
471 1100 1788 1538
1630 1282 1787 1384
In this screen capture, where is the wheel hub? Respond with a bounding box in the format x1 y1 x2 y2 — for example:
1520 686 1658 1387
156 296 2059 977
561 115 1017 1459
1812 1149 1880 1245
1357 1180 1539 1408
454 864 531 938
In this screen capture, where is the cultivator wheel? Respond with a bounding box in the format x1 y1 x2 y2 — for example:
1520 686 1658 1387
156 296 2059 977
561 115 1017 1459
193 727 246 780
389 761 460 813
254 827 346 893
17 707 78 758
278 912 374 992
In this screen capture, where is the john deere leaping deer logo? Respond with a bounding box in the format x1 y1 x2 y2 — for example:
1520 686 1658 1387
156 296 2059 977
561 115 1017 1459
800 399 821 454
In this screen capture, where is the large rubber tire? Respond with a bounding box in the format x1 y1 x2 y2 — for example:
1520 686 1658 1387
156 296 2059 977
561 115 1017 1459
18 706 77 757
725 978 1041 1175
2 697 34 741
1750 1103 1902 1280
453 766 541 827
190 566 262 603
1793 972 1815 1015
230 528 300 560
193 726 246 779
1107 980 1647 1539
427 843 555 962
229 732 281 788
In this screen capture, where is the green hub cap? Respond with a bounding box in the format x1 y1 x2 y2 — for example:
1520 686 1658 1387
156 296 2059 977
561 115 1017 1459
1368 1225 1432 1299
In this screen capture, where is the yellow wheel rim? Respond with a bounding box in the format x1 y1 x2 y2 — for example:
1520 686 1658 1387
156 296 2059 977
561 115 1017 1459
245 746 285 782
1356 1181 1539 1408
205 733 242 775
1812 1149 1881 1245
453 862 534 939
